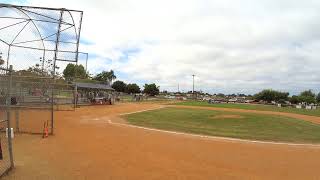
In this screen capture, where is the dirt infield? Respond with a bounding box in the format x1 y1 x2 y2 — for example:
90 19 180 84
3 102 320 179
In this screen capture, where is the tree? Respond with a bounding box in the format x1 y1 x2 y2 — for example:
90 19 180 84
112 80 127 92
28 65 47 76
63 64 87 81
93 70 116 84
289 95 300 104
15 67 43 77
126 83 141 94
254 89 289 103
143 83 160 96
300 90 315 98
217 93 225 98
14 63 57 78
317 93 320 103
274 92 289 101
298 90 316 104
278 99 286 105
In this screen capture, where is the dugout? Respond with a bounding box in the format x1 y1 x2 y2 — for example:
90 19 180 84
74 82 116 105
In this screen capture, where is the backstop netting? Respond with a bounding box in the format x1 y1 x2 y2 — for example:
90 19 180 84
0 4 83 135
0 4 83 175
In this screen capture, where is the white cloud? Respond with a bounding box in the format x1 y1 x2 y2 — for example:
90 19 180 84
6 0 320 94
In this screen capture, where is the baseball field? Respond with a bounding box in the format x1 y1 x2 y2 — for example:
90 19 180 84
3 101 320 179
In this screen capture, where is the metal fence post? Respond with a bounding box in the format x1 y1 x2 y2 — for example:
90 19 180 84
6 65 14 168
50 10 63 135
15 109 19 133
74 84 77 110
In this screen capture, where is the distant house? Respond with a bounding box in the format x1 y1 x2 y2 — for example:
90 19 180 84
202 96 211 101
228 98 237 103
176 96 187 101
212 97 227 103
165 95 176 99
236 97 246 103
245 100 254 103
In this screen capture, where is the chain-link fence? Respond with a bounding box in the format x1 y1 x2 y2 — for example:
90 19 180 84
6 76 77 134
0 66 14 177
53 83 76 111
0 73 78 136
117 93 169 102
7 74 53 135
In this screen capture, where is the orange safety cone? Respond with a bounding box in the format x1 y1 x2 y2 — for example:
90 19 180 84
44 126 49 138
42 121 46 138
42 121 49 138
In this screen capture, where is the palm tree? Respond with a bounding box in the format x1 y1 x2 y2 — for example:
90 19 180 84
107 70 117 84
93 70 117 85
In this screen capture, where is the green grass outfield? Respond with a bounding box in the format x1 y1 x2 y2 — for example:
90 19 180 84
175 101 320 117
124 108 320 143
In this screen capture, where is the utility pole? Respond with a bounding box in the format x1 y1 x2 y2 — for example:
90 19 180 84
192 74 195 99
178 83 180 93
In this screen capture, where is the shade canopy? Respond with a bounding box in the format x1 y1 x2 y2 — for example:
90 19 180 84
74 82 115 91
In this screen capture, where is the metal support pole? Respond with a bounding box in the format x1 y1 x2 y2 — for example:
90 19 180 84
53 10 64 77
6 65 14 168
75 12 83 63
42 49 46 74
51 9 64 135
6 45 11 70
41 57 45 73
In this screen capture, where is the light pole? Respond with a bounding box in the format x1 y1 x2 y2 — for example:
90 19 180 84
84 53 88 72
192 74 195 99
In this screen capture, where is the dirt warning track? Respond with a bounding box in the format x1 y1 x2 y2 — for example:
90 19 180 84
4 102 320 180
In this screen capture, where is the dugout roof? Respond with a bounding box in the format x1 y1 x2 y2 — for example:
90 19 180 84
74 82 115 91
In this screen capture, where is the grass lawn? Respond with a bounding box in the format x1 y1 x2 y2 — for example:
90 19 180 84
175 101 320 117
124 108 320 143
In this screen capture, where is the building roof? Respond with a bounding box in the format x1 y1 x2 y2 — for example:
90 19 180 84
74 82 115 91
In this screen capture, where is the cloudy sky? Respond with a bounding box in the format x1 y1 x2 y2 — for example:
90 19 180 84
2 0 320 95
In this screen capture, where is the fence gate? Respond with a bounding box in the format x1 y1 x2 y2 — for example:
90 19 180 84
0 66 14 177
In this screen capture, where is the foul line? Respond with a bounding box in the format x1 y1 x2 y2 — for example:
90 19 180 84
120 106 165 116
105 107 320 148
